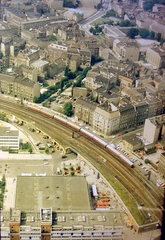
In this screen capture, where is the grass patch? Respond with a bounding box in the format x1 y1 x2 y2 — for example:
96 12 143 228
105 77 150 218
20 141 33 153
91 18 109 26
96 165 148 225
95 34 105 42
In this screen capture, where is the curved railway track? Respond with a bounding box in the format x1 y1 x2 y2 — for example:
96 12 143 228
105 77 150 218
0 100 163 224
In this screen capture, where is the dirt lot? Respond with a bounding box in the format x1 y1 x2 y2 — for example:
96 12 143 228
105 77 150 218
80 0 100 8
77 7 97 19
76 0 100 19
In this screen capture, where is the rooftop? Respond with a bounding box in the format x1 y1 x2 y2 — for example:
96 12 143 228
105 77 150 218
15 176 91 211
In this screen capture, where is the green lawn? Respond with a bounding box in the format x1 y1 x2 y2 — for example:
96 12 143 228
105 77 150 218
91 18 110 26
95 34 105 42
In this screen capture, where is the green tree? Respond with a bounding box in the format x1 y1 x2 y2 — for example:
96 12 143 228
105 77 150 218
64 66 69 76
127 28 139 39
144 159 151 164
49 35 57 41
139 28 150 38
143 0 155 11
0 52 3 59
149 30 155 39
119 20 135 27
63 102 73 116
160 38 165 46
95 3 102 10
156 32 162 42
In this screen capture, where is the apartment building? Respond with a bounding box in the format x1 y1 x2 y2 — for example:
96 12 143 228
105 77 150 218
74 97 96 125
104 25 127 47
43 0 63 9
93 107 120 136
0 126 19 150
134 101 149 126
5 7 26 27
48 43 68 58
146 45 165 69
93 87 120 106
118 104 135 131
31 59 49 81
79 49 91 67
63 9 84 23
85 72 110 91
150 21 165 39
0 74 40 101
15 48 40 67
145 97 162 118
1 38 12 56
143 114 165 144
21 66 38 82
58 20 83 41
113 39 139 61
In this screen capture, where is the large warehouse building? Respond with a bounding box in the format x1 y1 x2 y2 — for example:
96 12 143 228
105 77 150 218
1 176 124 240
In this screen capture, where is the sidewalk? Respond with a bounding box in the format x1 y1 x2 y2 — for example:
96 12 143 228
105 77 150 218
123 227 161 240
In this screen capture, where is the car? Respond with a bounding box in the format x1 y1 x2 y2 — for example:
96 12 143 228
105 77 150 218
44 162 49 165
43 159 47 161
138 163 142 166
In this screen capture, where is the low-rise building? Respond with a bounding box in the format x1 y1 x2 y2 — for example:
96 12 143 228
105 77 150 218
1 176 124 240
122 135 143 151
0 126 19 150
63 8 84 23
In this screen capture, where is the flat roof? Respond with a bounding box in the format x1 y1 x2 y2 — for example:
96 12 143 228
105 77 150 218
15 176 91 211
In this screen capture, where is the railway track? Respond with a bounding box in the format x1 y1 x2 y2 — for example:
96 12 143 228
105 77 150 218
0 100 163 224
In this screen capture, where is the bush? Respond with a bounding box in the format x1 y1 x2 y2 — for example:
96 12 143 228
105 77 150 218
144 159 151 164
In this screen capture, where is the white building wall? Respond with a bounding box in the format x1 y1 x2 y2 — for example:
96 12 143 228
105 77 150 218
143 119 160 144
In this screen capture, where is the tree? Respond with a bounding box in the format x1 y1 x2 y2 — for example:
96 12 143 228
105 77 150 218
0 52 3 59
139 28 150 38
63 102 73 116
143 0 155 11
49 35 57 41
119 20 135 27
127 28 139 39
156 32 162 42
144 159 151 164
149 31 155 39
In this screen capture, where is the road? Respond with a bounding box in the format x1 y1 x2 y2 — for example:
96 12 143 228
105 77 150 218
79 0 111 35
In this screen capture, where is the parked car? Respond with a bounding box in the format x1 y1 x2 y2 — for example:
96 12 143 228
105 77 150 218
44 162 49 165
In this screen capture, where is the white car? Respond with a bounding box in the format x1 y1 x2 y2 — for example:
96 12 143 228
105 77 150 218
44 162 49 165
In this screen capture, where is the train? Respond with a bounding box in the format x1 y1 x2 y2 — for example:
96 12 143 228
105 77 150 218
26 104 134 168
